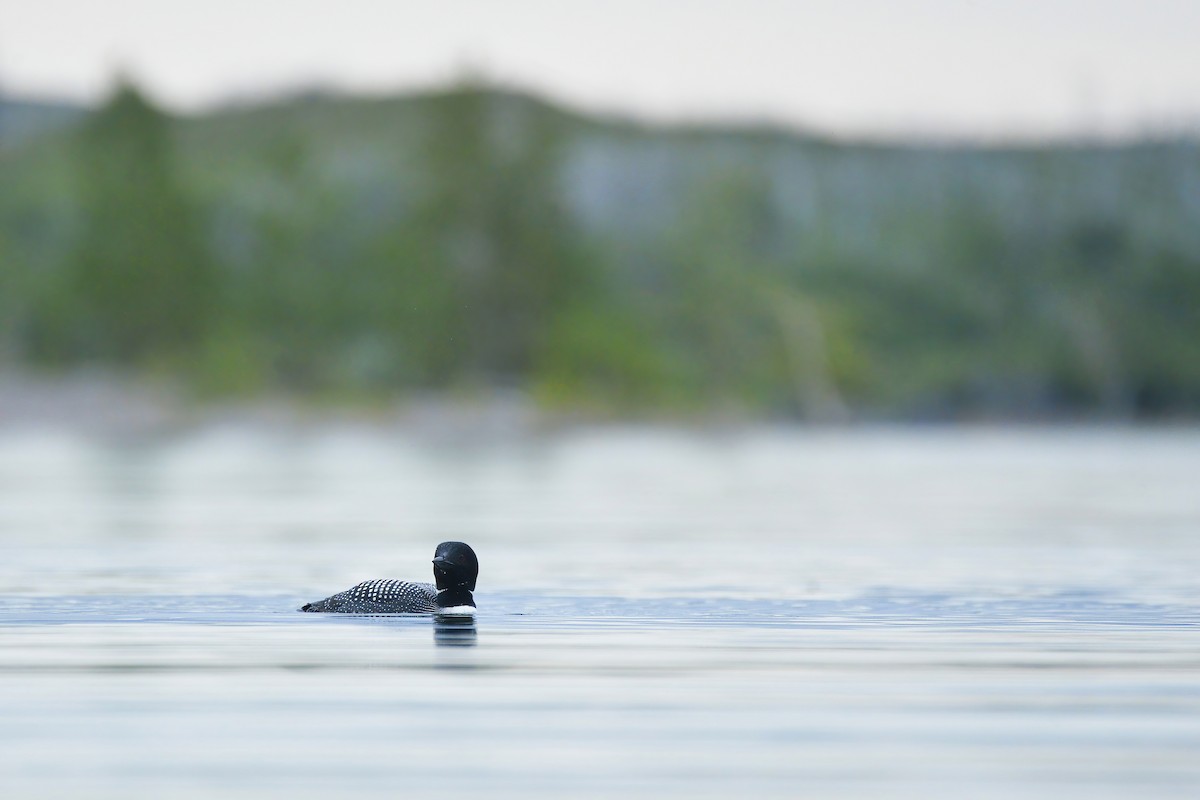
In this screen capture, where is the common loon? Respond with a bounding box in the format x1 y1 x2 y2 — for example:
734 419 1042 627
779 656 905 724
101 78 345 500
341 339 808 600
299 541 478 614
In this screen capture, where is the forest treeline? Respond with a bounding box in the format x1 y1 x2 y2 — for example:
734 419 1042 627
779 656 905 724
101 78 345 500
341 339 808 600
1 82 1198 419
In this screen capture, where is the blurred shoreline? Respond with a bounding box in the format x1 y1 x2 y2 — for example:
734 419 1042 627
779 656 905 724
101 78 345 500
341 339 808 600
5 84 1199 425
1 369 1193 441
0 370 550 440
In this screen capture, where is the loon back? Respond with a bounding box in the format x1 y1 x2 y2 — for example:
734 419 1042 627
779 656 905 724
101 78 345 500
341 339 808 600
299 579 438 613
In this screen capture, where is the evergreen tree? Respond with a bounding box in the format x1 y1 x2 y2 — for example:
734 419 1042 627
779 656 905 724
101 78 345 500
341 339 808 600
59 81 215 362
409 87 594 384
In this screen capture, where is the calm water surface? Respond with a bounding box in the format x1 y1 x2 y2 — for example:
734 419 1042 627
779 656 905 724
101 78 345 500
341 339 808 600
0 425 1197 798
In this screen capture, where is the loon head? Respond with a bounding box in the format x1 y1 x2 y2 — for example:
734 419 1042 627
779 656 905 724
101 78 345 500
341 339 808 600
432 541 478 592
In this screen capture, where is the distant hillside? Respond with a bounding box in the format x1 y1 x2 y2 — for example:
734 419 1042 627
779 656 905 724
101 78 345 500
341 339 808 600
0 95 85 146
176 89 1200 258
2 84 1198 419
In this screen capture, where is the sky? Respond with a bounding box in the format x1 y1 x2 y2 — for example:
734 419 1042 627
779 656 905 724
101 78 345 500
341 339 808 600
1 0 1197 139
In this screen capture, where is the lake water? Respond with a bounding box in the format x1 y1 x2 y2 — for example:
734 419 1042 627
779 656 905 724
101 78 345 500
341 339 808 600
0 424 1197 798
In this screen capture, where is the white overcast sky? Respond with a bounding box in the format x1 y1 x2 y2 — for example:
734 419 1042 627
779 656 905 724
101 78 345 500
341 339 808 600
1 0 1197 138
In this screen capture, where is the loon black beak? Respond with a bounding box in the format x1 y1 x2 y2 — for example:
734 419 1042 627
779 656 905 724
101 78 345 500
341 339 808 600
432 556 450 568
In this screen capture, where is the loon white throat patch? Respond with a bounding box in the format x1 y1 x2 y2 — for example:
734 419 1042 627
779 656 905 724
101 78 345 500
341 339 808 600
435 605 477 616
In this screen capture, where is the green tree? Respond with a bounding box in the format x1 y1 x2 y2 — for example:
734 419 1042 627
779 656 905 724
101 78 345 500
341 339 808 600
53 81 215 363
0 231 17 363
407 87 595 384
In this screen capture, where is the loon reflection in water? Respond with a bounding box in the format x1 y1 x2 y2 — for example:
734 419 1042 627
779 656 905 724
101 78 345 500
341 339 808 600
433 613 477 647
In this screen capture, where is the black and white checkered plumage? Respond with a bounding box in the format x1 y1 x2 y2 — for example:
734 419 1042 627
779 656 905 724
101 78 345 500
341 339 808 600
300 541 478 614
299 579 438 613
